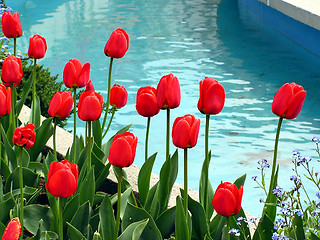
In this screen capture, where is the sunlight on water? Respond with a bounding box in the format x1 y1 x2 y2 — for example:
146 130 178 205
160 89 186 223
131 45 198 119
10 0 320 216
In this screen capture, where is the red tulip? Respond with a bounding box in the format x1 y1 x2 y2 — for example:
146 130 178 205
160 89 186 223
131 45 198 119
85 80 95 92
136 86 160 117
0 84 11 117
172 114 200 149
46 160 78 198
12 123 36 149
110 84 128 109
197 77 225 115
28 34 47 59
2 218 22 240
48 91 73 119
1 56 23 87
108 132 137 168
272 82 306 119
1 12 22 38
104 28 129 59
157 73 181 110
78 90 103 121
212 182 243 217
63 59 90 89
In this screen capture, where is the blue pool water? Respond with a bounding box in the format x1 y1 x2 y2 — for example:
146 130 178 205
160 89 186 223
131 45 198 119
9 0 320 216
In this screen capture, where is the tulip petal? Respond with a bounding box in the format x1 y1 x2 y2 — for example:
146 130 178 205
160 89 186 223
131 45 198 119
108 137 133 167
286 90 306 119
63 61 77 88
190 118 200 147
271 83 293 117
77 62 90 88
234 185 243 215
46 168 77 198
203 83 225 115
48 92 62 117
172 118 191 149
212 188 237 217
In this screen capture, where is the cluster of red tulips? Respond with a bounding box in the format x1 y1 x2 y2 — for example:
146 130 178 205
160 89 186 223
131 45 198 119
0 7 308 240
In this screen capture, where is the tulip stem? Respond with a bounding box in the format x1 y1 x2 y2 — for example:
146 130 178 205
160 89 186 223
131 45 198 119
102 57 114 132
19 147 24 240
184 148 188 217
166 108 170 160
102 106 115 139
222 217 230 240
87 121 92 174
14 37 16 56
204 114 210 214
31 59 37 125
10 86 16 131
53 118 57 162
268 117 283 194
114 168 122 240
72 87 77 163
145 117 151 162
59 197 63 240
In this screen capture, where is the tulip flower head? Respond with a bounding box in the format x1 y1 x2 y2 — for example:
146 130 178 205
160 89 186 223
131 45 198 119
136 86 160 117
1 56 23 87
12 123 36 149
46 160 79 198
2 218 22 240
78 90 103 121
85 80 95 92
1 11 22 38
104 28 129 59
110 84 128 109
0 84 11 117
172 114 200 149
197 77 225 115
108 132 138 168
156 73 181 110
48 91 73 119
212 182 243 217
272 82 306 120
63 59 90 89
28 34 47 59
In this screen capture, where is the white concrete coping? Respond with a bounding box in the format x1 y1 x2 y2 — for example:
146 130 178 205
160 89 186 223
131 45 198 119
259 0 320 31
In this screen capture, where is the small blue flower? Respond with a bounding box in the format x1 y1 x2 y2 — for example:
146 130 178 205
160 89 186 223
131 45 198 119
252 176 257 181
295 209 303 217
228 228 240 237
312 136 319 143
259 198 265 203
273 186 284 197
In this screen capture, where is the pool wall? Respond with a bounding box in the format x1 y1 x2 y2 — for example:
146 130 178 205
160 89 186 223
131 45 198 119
238 0 320 57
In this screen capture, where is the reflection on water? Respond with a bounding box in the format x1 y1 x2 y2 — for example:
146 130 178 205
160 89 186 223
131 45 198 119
10 0 320 216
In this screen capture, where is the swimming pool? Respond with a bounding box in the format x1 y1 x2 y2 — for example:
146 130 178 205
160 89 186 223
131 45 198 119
10 0 320 216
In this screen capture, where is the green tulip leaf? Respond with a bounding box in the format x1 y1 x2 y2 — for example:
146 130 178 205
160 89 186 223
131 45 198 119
158 149 178 215
70 201 91 238
90 213 100 236
122 202 162 240
0 124 16 169
24 204 52 235
99 194 115 240
0 221 5 238
29 93 41 129
292 214 305 240
43 151 55 178
234 174 247 189
70 136 83 164
175 196 190 240
187 191 210 240
120 187 133 219
1 158 11 182
15 72 33 116
92 119 102 148
118 218 149 240
91 149 106 180
0 196 14 223
310 232 320 240
138 152 157 206
77 146 89 184
67 222 86 240
199 152 215 222
144 182 160 218
63 194 80 226
79 167 95 206
103 123 132 161
4 167 39 192
28 219 43 240
28 118 53 162
209 214 225 240
155 206 176 238
43 231 58 240
252 213 274 240
95 163 111 190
